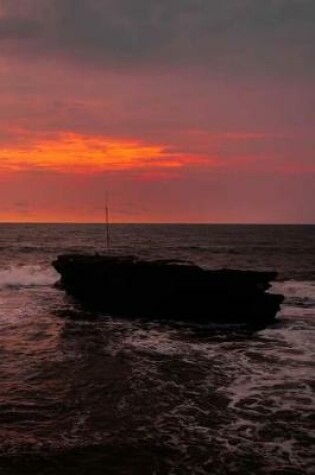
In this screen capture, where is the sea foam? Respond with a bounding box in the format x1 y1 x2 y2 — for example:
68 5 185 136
272 280 315 301
0 265 58 289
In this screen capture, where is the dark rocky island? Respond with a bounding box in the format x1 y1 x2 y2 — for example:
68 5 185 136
53 254 284 327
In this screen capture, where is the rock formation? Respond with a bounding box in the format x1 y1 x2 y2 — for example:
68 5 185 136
53 254 284 327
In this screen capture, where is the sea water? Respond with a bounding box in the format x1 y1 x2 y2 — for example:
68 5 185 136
0 224 314 474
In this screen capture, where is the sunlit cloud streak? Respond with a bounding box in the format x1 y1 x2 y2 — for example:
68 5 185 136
0 132 203 173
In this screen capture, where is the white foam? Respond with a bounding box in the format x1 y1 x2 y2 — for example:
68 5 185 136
272 280 315 301
271 280 315 319
0 265 58 289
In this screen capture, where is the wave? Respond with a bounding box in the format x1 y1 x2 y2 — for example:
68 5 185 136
271 280 315 319
0 265 58 289
272 280 315 301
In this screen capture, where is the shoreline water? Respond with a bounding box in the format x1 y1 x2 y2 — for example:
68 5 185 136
0 224 314 474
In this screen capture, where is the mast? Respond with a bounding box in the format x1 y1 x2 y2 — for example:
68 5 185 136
105 194 110 252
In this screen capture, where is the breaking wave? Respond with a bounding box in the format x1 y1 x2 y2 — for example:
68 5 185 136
273 280 315 300
271 280 315 319
0 265 58 289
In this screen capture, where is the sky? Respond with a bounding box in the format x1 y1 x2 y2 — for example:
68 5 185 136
0 0 314 223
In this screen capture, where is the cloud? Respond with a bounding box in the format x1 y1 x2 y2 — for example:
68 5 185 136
0 0 314 75
0 2 314 223
0 17 39 39
0 131 203 174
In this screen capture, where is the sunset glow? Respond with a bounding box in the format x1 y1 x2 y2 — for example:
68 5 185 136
0 1 313 223
0 133 185 173
0 4 314 474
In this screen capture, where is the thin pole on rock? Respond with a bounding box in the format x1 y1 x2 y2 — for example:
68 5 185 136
105 193 110 253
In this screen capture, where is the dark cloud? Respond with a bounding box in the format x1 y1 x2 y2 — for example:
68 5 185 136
0 0 314 75
0 17 40 39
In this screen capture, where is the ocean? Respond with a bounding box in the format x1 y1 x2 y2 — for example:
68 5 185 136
0 224 314 474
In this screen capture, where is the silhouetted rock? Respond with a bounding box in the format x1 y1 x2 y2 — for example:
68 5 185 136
53 254 284 327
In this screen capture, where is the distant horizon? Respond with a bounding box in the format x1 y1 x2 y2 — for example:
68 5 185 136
0 221 314 226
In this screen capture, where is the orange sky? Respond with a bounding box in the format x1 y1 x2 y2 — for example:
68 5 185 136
0 132 185 173
0 1 314 223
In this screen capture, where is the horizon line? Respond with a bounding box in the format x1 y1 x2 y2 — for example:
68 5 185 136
0 221 314 226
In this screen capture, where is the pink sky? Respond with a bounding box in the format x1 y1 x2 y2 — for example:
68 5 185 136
0 1 314 223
